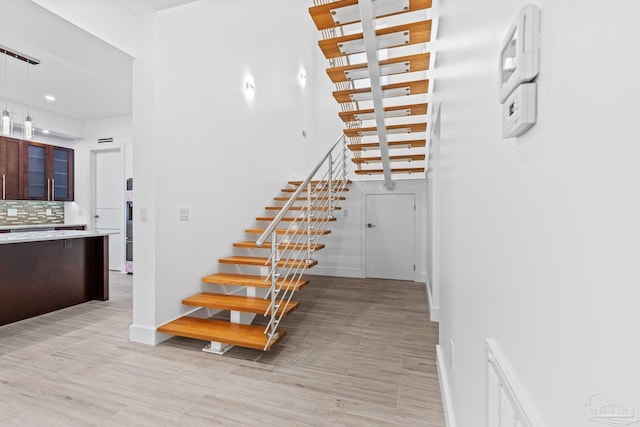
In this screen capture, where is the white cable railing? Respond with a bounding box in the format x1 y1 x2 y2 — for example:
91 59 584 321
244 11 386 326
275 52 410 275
256 133 351 350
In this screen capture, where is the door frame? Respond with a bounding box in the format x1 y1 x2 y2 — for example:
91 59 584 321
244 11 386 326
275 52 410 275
360 181 424 283
427 103 441 321
90 145 126 272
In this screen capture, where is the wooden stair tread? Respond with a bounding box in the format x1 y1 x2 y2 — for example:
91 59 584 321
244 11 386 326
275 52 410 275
246 228 332 236
319 21 432 58
266 205 341 211
255 216 337 222
352 154 426 164
233 241 325 251
334 80 429 103
310 0 431 30
328 53 430 83
281 187 349 192
344 123 427 138
274 196 345 201
219 256 319 268
288 180 352 186
348 139 426 152
354 167 425 175
182 293 299 317
202 273 308 291
157 316 285 351
339 103 428 123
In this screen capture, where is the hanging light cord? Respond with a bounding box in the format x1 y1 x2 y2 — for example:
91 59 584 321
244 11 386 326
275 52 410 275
26 60 30 116
3 54 7 111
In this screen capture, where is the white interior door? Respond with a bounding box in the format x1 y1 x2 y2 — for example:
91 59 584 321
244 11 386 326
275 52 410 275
366 193 415 280
95 149 124 271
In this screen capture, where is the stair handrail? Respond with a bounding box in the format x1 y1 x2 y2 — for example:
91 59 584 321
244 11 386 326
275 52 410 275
255 132 346 248
257 132 350 350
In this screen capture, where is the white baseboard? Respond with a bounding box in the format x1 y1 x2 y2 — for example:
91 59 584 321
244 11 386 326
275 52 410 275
426 279 440 322
129 324 171 345
436 344 456 427
309 265 363 278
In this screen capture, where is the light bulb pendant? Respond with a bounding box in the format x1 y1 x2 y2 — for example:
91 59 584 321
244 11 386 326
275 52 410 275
1 110 12 136
23 114 33 139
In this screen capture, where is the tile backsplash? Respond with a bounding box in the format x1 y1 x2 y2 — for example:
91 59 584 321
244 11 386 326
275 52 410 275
0 201 64 225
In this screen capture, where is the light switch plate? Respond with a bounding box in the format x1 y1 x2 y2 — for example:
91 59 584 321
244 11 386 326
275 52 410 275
179 207 189 221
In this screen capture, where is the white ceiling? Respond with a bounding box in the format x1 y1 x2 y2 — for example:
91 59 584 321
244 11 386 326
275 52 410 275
0 0 198 130
0 1 134 124
143 0 199 11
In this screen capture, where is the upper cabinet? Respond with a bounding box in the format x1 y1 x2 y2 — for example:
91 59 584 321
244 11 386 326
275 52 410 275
52 146 74 201
0 137 21 200
23 142 48 200
22 141 74 201
0 137 75 202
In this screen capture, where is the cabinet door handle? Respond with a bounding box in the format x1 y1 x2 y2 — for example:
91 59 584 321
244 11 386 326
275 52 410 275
47 179 50 201
2 174 5 199
52 178 55 200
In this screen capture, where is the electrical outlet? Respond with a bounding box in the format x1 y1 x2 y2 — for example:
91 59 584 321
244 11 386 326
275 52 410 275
7 208 17 217
140 208 148 222
449 339 455 371
46 208 52 216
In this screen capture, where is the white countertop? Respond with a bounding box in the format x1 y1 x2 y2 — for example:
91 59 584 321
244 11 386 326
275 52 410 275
0 223 87 231
0 229 117 245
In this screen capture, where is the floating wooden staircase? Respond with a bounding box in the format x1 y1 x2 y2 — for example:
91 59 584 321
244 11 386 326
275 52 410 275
310 0 433 183
158 177 349 354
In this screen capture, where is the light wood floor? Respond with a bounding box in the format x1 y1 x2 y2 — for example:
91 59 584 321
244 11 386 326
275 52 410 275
0 273 445 426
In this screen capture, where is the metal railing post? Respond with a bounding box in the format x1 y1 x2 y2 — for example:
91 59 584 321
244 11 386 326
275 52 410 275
328 153 334 211
342 135 348 183
270 230 278 339
306 182 312 262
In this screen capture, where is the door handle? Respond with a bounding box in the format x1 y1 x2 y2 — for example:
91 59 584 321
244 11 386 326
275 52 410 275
94 215 100 218
367 223 376 228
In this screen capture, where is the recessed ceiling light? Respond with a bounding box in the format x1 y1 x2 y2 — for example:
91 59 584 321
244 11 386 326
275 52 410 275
45 95 55 102
42 129 50 134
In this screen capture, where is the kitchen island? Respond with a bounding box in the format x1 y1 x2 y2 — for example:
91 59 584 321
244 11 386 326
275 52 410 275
0 230 110 326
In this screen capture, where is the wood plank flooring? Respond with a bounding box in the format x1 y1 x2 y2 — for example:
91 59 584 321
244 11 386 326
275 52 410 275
0 272 445 426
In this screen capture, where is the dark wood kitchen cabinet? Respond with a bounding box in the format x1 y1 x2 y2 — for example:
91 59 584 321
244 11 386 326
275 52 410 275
0 136 21 200
22 141 74 201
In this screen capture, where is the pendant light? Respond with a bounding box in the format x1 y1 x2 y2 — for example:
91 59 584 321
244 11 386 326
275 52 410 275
1 54 12 137
0 45 40 138
23 60 33 140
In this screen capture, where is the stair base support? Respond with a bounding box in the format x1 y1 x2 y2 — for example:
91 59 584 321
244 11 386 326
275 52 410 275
202 341 234 355
231 310 256 325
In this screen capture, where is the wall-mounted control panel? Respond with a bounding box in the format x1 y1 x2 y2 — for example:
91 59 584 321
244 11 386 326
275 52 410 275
500 4 540 137
499 4 540 102
503 83 536 138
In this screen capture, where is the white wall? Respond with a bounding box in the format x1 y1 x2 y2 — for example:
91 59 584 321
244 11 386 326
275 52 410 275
129 0 342 344
435 1 640 425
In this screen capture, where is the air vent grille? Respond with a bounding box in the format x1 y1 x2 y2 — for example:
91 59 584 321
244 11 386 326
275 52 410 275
98 137 114 144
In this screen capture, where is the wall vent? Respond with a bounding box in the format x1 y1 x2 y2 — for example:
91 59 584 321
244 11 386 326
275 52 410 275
98 137 114 144
486 338 539 427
